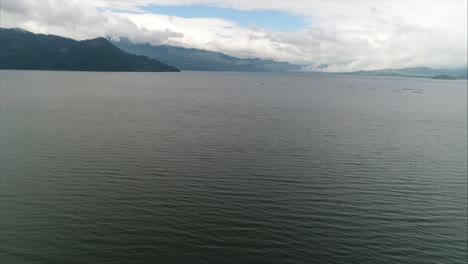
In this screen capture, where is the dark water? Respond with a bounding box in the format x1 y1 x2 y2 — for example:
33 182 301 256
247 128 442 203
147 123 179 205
1 70 466 264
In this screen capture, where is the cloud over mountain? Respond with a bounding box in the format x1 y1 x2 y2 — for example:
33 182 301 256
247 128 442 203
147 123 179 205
1 0 466 71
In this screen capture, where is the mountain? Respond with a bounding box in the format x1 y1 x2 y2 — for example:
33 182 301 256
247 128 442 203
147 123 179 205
112 38 303 72
348 67 467 80
0 28 179 72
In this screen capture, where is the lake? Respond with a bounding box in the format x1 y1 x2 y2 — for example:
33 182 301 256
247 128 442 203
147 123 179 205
1 70 466 263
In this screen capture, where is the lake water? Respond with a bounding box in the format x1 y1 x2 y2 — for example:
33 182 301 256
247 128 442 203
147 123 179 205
1 70 466 263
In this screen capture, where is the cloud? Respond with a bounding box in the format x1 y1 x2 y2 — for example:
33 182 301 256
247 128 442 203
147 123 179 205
1 0 466 71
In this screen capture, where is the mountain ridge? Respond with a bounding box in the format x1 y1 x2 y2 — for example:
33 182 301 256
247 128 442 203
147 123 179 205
111 38 468 79
1 28 465 78
0 28 180 72
111 38 304 72
346 66 467 80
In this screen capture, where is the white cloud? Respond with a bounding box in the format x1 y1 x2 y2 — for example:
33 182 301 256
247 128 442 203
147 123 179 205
1 0 466 71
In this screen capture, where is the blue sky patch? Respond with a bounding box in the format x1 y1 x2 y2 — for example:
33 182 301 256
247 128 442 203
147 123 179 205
137 4 307 31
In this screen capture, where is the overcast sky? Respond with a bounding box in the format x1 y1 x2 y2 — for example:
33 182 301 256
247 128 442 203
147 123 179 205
1 0 466 71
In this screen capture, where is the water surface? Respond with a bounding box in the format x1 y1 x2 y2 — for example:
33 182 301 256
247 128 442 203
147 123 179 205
1 70 467 263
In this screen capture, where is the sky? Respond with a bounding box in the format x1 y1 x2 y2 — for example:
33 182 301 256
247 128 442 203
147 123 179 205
1 0 466 71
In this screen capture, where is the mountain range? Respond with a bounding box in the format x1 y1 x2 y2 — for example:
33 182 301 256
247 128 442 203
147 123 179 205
1 28 466 79
111 38 303 72
347 67 467 80
0 28 179 72
110 38 468 79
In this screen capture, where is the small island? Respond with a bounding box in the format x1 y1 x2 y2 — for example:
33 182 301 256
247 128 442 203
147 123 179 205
431 75 457 80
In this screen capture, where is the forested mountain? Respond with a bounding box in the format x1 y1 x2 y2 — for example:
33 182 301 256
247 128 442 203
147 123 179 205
0 28 179 72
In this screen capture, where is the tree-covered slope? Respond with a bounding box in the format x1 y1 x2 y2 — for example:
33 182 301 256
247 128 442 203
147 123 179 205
112 38 303 72
0 28 179 72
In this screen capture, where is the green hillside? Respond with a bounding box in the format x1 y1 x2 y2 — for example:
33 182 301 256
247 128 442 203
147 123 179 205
0 28 179 72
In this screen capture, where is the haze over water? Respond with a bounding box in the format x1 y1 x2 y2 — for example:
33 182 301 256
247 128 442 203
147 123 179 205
1 70 467 263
